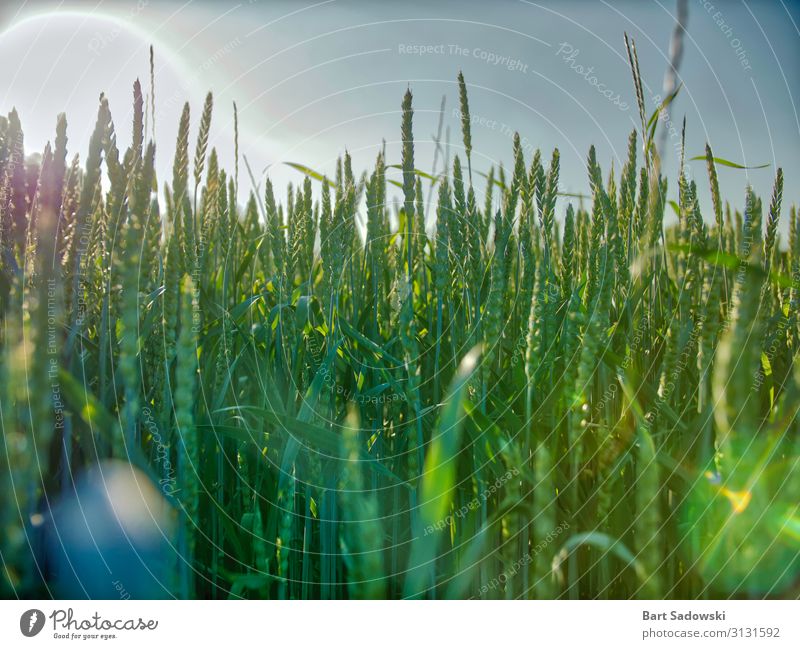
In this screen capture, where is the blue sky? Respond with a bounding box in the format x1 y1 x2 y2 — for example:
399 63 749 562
1 0 798 232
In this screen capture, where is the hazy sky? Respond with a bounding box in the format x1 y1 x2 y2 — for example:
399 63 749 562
1 0 798 230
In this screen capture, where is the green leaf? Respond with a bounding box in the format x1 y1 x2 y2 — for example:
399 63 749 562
689 155 769 170
338 318 403 365
476 170 506 190
668 243 797 289
646 83 682 143
420 346 482 524
385 164 440 182
283 161 334 186
553 531 647 583
404 346 481 598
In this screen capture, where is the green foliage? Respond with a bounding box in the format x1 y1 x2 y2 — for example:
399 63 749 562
0 59 797 601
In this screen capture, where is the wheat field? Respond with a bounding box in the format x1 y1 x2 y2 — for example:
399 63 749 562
0 36 798 600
